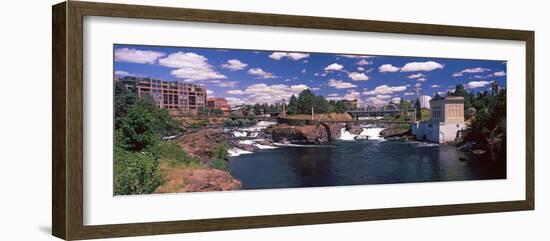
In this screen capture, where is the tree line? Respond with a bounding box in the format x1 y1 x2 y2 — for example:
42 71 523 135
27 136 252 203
238 89 353 116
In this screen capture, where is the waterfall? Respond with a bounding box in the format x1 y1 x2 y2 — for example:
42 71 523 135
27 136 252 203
337 128 357 141
360 127 385 140
338 127 385 141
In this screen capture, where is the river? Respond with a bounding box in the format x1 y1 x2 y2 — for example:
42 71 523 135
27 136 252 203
227 122 506 190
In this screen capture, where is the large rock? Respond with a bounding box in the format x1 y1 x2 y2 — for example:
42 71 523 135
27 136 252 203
177 129 227 163
155 167 241 193
271 124 329 144
380 124 411 138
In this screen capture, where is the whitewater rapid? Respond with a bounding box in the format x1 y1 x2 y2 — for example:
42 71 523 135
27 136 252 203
337 127 385 141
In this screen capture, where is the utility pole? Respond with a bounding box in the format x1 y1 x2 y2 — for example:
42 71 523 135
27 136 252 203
311 106 314 120
282 98 286 117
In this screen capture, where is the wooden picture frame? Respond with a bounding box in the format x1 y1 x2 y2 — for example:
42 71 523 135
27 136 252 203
52 1 534 240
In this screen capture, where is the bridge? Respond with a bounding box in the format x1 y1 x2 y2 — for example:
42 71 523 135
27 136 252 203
346 104 415 119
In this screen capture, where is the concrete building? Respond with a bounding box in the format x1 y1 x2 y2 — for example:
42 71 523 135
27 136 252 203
411 95 466 143
119 76 207 111
207 97 231 113
342 99 358 110
418 95 432 109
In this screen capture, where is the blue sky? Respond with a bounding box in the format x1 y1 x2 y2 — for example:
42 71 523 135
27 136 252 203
114 44 507 106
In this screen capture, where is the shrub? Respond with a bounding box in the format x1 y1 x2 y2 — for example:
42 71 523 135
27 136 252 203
189 119 209 128
115 101 158 152
114 147 164 195
211 158 229 171
158 141 200 167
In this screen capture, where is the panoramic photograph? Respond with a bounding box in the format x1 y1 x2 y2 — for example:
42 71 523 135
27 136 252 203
113 44 507 195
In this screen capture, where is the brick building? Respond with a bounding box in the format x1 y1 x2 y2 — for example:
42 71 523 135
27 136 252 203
207 97 231 112
118 76 207 111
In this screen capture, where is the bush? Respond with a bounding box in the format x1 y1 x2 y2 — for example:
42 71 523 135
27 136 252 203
158 141 200 167
211 158 229 171
114 147 164 195
189 119 209 128
209 142 230 170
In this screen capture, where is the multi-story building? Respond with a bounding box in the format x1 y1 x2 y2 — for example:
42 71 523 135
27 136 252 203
418 95 432 109
207 97 231 112
411 95 466 143
118 76 207 111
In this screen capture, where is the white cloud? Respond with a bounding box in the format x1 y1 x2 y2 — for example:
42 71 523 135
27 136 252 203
301 69 307 74
221 59 247 71
357 67 365 71
217 81 238 87
348 72 370 81
328 93 339 97
115 48 166 64
269 52 310 61
415 83 422 87
247 68 277 79
376 94 391 99
363 84 407 95
391 97 402 104
344 90 360 100
324 63 344 71
466 80 492 89
404 92 415 96
206 90 214 95
357 59 373 65
326 96 343 101
242 83 310 104
378 64 400 73
227 89 245 95
226 97 246 106
431 84 440 88
493 71 506 77
159 52 226 81
114 70 132 76
170 68 227 81
400 61 444 72
407 73 426 79
452 67 490 77
416 77 427 82
312 87 320 91
328 79 357 89
365 96 390 106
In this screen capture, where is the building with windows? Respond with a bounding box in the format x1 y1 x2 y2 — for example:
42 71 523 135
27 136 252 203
207 97 231 113
342 99 358 110
118 76 207 111
418 95 432 109
411 95 466 143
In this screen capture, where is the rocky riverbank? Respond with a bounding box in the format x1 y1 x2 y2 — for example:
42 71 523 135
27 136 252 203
155 162 241 193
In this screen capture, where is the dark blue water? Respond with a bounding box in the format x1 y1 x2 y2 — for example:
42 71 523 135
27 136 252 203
229 140 506 190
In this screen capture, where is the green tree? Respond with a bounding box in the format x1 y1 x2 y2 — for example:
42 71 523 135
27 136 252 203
288 95 298 115
314 95 329 113
115 99 158 152
297 89 315 114
415 98 422 120
114 81 137 128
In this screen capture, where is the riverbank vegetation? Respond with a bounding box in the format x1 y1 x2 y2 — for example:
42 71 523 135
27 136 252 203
450 84 507 161
114 82 234 195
